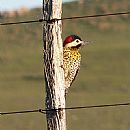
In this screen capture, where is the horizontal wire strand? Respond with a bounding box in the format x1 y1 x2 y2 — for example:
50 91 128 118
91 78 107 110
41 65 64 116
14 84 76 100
0 19 44 26
62 102 130 110
59 11 130 21
0 109 45 115
1 102 130 116
0 11 130 26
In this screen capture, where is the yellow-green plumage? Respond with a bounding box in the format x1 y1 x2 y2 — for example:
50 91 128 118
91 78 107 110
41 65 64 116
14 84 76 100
63 47 81 95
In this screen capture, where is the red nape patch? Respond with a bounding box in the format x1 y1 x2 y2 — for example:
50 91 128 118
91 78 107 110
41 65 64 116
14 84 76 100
63 36 73 47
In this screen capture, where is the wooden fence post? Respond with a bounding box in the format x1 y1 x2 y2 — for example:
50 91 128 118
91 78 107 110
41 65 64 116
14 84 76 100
43 0 66 130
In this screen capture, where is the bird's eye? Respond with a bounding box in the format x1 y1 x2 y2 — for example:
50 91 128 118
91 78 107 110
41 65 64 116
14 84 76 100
76 40 79 43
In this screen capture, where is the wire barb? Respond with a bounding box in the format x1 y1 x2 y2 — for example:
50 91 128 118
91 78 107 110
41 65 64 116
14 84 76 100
38 109 46 114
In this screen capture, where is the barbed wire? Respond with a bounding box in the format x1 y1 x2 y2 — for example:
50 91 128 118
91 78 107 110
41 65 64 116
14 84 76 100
1 102 130 116
0 11 130 26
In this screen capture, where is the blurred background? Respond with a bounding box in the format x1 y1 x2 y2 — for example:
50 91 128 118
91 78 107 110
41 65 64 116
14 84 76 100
0 0 130 130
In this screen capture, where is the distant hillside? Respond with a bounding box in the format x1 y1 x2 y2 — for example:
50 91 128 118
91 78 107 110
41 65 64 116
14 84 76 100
0 7 29 18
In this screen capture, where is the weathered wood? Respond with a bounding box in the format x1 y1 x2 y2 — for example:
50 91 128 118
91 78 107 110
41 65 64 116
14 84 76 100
43 0 66 130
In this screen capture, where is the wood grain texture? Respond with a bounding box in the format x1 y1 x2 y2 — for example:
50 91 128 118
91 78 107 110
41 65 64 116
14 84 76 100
43 0 66 130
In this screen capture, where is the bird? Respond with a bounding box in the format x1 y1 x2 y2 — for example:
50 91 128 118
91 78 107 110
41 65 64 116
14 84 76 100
63 35 85 96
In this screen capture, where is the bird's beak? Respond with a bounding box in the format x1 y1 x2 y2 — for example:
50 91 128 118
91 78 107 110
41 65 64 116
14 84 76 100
80 41 85 46
83 40 93 46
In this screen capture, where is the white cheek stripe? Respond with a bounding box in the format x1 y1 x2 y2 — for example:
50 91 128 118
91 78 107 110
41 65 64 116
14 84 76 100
65 40 82 47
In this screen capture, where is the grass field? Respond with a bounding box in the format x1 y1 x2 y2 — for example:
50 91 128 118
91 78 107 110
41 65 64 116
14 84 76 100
1 1 130 130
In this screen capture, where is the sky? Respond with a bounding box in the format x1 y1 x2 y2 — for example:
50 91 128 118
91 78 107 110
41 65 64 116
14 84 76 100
0 0 75 11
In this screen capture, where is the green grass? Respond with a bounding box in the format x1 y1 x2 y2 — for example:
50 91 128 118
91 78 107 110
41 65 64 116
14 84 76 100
1 1 130 130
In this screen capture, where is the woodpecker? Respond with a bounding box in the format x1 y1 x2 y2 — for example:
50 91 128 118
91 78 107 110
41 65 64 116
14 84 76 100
63 35 85 96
